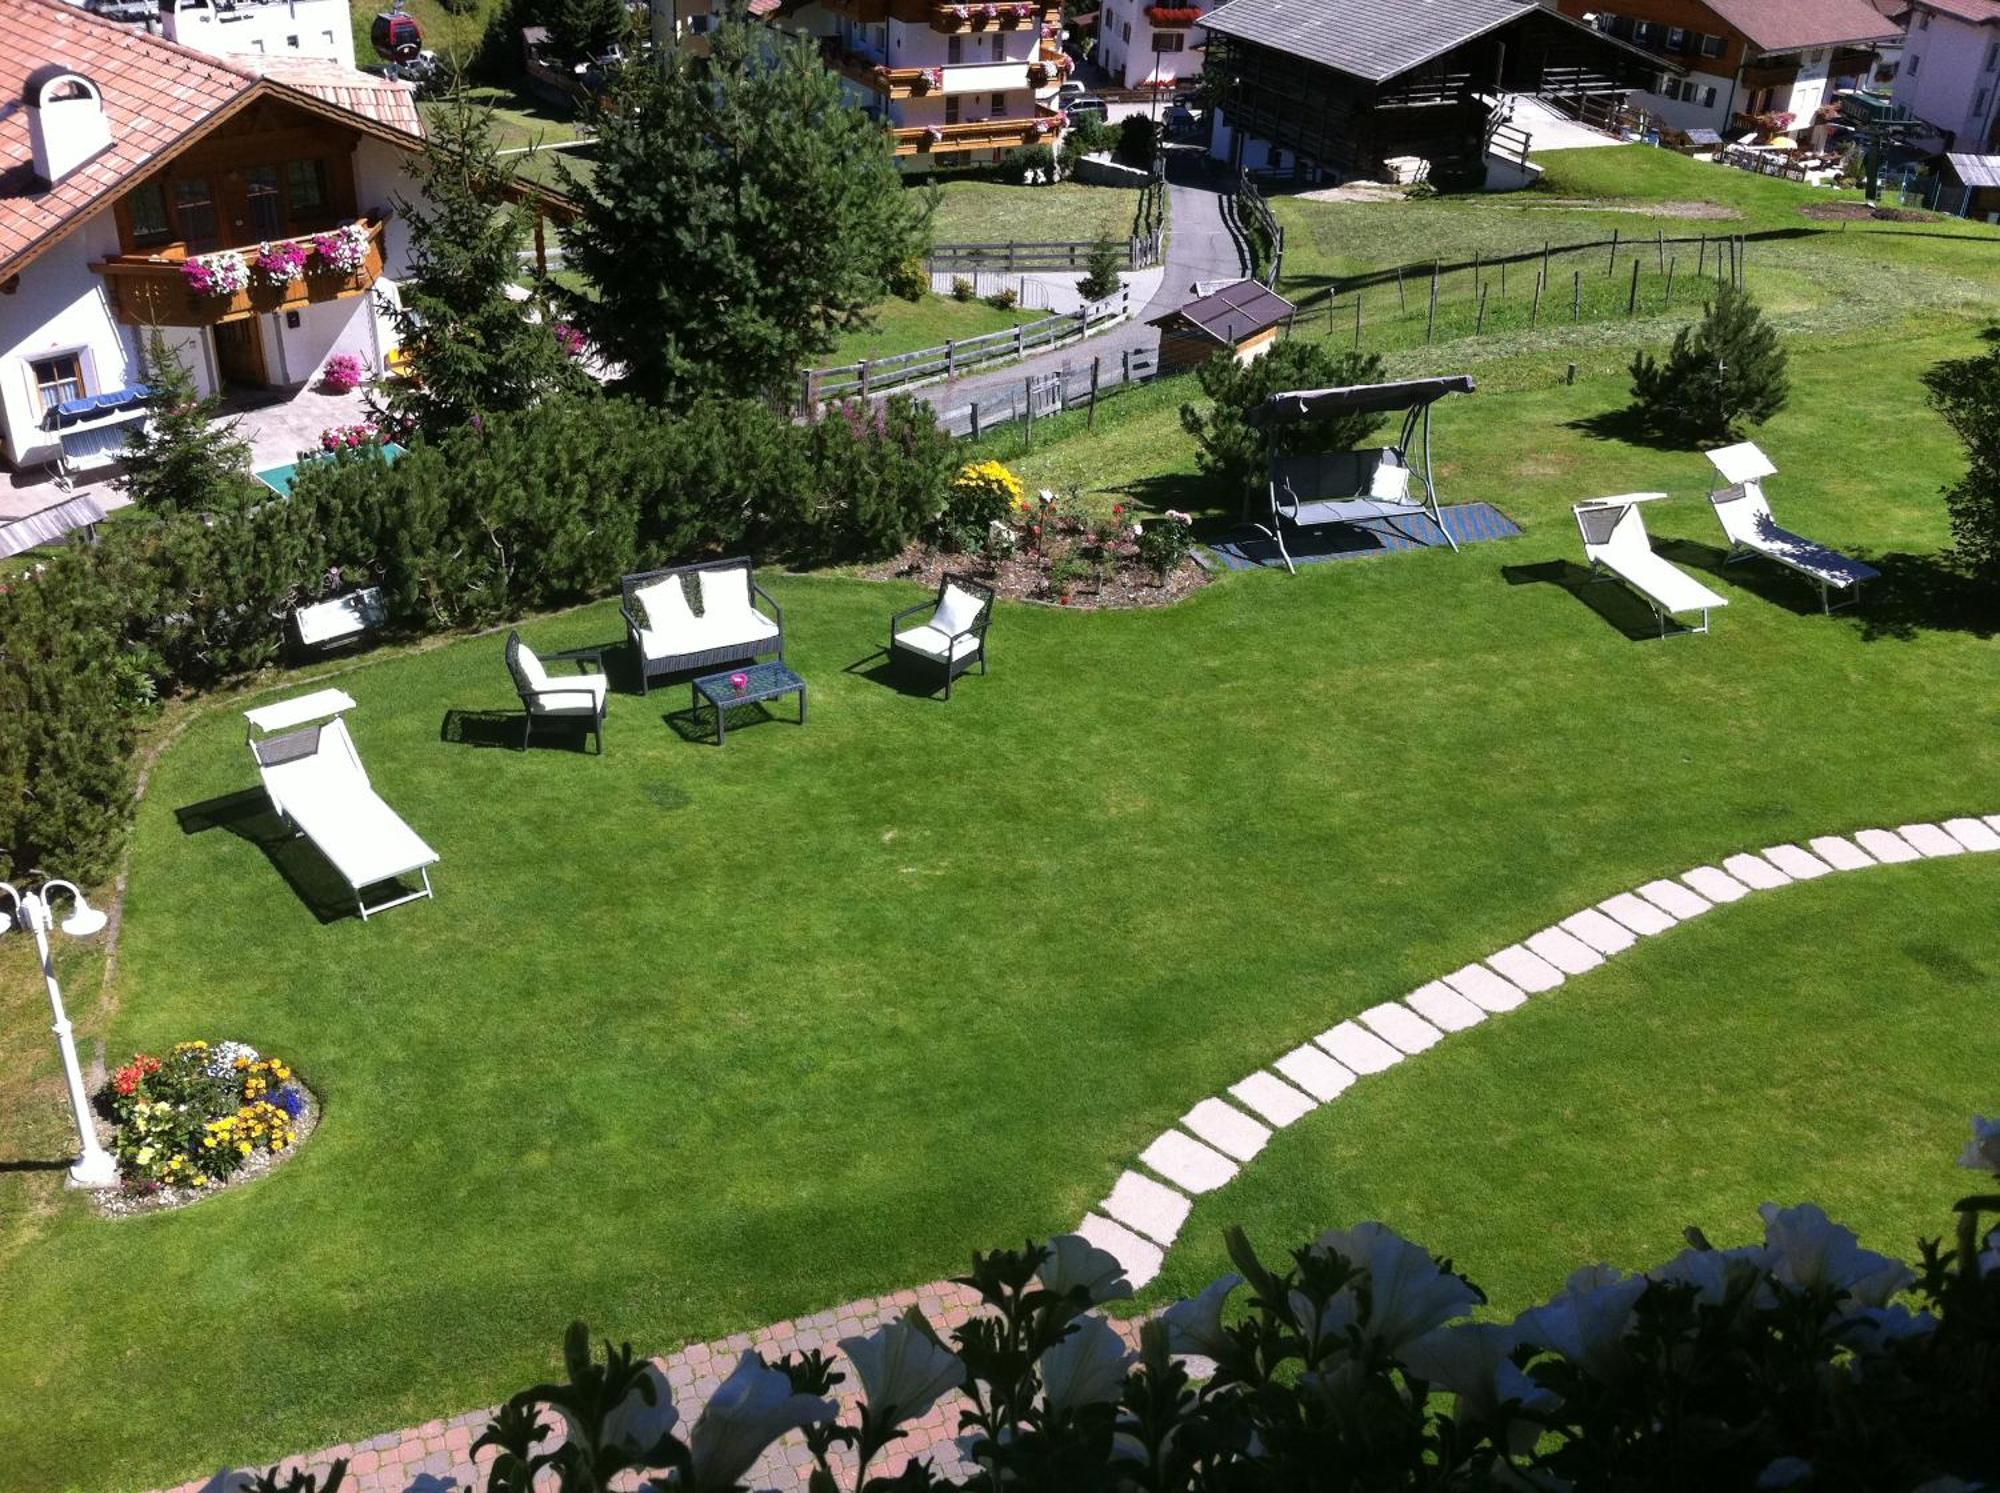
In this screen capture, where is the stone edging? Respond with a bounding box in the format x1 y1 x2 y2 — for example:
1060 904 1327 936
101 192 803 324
1066 815 2000 1288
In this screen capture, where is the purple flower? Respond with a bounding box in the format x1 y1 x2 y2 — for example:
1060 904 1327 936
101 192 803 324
273 1087 304 1119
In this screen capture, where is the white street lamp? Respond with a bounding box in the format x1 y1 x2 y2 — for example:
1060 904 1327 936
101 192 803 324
0 873 118 1188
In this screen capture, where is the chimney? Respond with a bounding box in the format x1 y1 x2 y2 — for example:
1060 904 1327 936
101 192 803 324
25 67 113 186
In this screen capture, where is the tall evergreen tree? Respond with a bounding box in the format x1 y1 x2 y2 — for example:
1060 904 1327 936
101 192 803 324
548 0 627 61
120 330 260 515
559 16 930 408
1628 282 1790 443
1922 341 2000 593
381 86 590 437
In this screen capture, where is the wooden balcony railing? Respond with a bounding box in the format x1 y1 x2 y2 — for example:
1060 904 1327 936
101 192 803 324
823 39 939 97
891 113 1056 154
929 1 1057 34
94 218 388 328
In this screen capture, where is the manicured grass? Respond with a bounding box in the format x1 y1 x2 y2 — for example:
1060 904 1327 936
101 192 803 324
422 86 585 151
925 178 1142 245
4 319 1997 1490
821 292 1044 369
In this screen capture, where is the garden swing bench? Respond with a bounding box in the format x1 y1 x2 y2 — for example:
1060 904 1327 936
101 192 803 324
1247 374 1478 574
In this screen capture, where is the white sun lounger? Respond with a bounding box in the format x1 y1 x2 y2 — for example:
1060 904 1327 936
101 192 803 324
1573 494 1728 637
1705 442 1879 613
244 689 438 921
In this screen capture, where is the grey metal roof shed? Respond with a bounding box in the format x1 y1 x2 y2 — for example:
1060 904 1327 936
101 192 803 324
1149 278 1297 345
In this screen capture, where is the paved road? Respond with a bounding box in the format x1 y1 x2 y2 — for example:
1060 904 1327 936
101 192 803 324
917 146 1249 428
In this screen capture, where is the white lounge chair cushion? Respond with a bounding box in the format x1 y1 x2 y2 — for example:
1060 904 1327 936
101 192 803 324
261 749 436 891
1367 455 1410 501
932 582 986 638
895 624 981 663
1712 488 1877 588
1582 502 1727 617
528 674 607 716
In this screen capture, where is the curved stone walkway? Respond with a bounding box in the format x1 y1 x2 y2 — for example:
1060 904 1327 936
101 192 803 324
162 812 2000 1493
1067 813 2000 1289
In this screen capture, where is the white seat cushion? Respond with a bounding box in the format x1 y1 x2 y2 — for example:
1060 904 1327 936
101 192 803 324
697 566 752 620
1367 453 1410 501
528 672 608 716
895 624 981 663
931 583 986 638
636 577 697 641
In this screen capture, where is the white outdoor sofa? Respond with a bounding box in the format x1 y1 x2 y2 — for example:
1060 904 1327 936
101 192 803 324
621 558 784 695
1705 442 1879 613
245 689 439 921
1574 494 1729 637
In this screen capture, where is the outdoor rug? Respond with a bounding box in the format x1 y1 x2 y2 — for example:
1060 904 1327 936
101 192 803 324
1206 501 1523 572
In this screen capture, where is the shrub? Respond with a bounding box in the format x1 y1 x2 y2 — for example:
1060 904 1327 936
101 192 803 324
1076 235 1124 302
1628 282 1790 443
950 275 976 302
320 352 368 394
984 286 1019 310
885 254 929 302
121 329 263 517
105 1039 303 1190
1002 142 1055 182
793 395 958 561
943 459 1026 535
1114 113 1159 170
1136 507 1195 580
1181 340 1386 510
1921 341 2000 593
1047 550 1089 600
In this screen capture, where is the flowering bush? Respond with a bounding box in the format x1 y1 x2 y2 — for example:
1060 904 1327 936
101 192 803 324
320 352 368 394
103 1040 303 1189
1135 507 1194 580
942 460 1025 536
255 239 309 286
552 322 588 359
181 251 249 299
319 421 383 452
312 222 372 275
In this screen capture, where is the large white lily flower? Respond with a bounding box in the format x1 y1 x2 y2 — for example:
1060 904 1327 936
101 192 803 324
1162 1273 1242 1360
1312 1221 1481 1353
1037 1234 1134 1306
839 1314 965 1429
1517 1266 1647 1384
1759 1203 1912 1306
1288 1286 1361 1362
687 1353 836 1492
596 1363 679 1458
1402 1322 1557 1445
1840 1302 1937 1353
1038 1315 1133 1414
1958 1116 2000 1176
1649 1243 1773 1308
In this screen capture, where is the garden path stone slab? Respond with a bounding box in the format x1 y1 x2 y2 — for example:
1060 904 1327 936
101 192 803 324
1140 1130 1238 1194
1899 822 1965 857
1101 1169 1191 1246
1486 944 1564 993
1405 980 1485 1031
1855 828 1922 863
1076 1212 1164 1289
1181 1098 1271 1161
1443 962 1527 1012
1944 816 2000 852
1561 907 1637 955
1722 852 1791 890
1808 835 1875 871
1526 926 1604 975
1762 844 1833 880
1637 878 1711 919
1316 1020 1404 1073
1229 1071 1317 1127
1599 891 1675 936
1987 814 2000 834
1681 865 1751 903
1274 1043 1355 1101
1358 1001 1445 1053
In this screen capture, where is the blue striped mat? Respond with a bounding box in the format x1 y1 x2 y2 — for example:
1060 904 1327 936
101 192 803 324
1206 501 1523 572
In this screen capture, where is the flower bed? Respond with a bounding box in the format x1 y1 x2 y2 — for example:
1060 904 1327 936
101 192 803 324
867 461 1207 609
98 1039 317 1215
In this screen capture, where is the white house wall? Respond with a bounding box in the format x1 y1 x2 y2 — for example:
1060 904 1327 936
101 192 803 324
1896 8 2000 146
0 209 137 468
162 0 355 68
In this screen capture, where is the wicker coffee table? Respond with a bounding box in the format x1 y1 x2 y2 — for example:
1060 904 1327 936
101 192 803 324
691 661 806 746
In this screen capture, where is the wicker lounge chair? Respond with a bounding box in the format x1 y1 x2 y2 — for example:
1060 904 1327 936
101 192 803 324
244 690 438 921
621 558 783 695
1704 442 1879 613
890 575 993 699
1574 494 1728 637
505 632 609 754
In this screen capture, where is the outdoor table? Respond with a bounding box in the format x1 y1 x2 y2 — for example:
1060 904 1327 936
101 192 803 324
691 661 806 746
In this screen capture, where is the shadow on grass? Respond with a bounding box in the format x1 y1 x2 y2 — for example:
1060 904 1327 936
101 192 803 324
663 696 806 744
0 1157 68 1175
1501 558 1685 641
1663 538 1997 641
1123 471 1237 531
440 708 602 755
843 649 955 700
1654 538 1825 616
173 789 395 925
1564 404 1702 454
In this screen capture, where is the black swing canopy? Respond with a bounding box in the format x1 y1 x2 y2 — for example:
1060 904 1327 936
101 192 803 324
1248 374 1478 428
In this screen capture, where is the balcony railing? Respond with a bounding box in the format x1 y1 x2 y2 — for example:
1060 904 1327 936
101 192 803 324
93 218 388 328
891 111 1059 154
929 1 1056 34
822 38 939 97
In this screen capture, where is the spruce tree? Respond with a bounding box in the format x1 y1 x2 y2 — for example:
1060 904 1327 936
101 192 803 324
120 330 260 515
559 16 930 408
548 0 626 61
1076 237 1123 302
1180 341 1385 509
1628 282 1790 443
1921 341 2000 593
382 85 590 438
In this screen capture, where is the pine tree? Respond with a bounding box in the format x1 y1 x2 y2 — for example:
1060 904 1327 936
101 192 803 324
119 330 260 516
1921 342 2000 593
1180 341 1385 508
548 0 626 61
381 85 591 438
559 16 930 408
1076 237 1123 302
1628 282 1790 443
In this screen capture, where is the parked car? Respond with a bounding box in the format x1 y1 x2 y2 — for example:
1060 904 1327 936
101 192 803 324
1066 96 1109 121
1164 101 1198 134
1057 79 1089 102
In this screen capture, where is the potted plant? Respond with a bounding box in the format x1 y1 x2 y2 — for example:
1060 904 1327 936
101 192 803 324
255 239 309 287
312 223 372 276
181 251 249 299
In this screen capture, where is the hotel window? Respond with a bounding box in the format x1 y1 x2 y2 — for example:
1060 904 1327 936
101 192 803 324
948 34 963 61
1987 40 1999 70
1909 52 1921 75
127 180 170 243
1122 21 1130 39
286 158 330 220
991 33 1003 58
1666 26 1687 50
31 352 87 413
945 94 961 122
1703 85 1717 106
991 92 1007 114
246 165 284 239
174 177 219 249
1918 8 1929 24
1700 32 1724 57
1978 86 1991 114
1633 20 1658 45
1155 30 1184 50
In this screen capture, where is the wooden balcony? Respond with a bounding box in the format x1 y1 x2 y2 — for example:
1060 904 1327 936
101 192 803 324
891 113 1055 155
823 40 938 97
94 218 387 328
928 2 1057 35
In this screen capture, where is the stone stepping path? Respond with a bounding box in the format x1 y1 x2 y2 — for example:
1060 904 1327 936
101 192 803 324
162 813 1999 1493
1081 813 2000 1289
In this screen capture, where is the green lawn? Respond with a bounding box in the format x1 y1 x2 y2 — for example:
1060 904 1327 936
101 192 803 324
821 293 1044 369
925 178 1143 245
422 85 585 151
4 148 1999 1492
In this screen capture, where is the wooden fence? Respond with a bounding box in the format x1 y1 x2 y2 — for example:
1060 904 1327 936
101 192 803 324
939 344 1161 440
1234 169 1284 286
801 285 1134 406
929 230 1163 272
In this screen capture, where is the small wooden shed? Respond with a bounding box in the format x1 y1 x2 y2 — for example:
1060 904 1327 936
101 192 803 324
1149 279 1296 374
1941 153 2000 222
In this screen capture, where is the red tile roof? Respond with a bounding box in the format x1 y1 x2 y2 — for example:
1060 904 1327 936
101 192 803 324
1701 0 1902 51
0 0 422 281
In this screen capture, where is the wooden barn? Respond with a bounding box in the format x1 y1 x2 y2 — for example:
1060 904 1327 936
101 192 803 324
1150 279 1297 373
1198 0 1672 185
